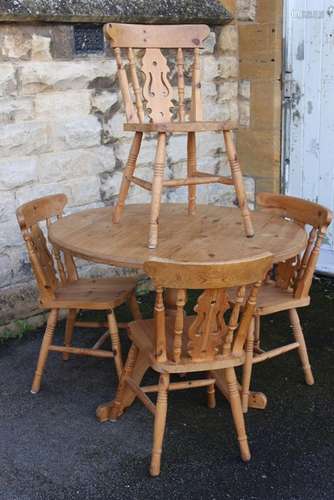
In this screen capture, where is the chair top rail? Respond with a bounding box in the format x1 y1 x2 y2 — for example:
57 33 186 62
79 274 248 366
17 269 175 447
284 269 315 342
257 192 333 229
104 23 210 49
16 194 68 230
144 254 273 290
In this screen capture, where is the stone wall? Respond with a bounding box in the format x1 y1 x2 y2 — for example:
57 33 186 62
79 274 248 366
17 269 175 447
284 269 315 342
0 1 257 334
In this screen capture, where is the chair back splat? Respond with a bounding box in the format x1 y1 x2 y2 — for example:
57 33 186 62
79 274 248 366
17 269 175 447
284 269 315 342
144 255 273 364
16 194 78 306
257 193 333 299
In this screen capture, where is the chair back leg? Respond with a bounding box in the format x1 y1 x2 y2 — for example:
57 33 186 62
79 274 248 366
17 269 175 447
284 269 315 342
113 131 143 224
110 343 139 421
108 310 123 380
128 292 142 320
225 366 251 462
63 309 77 361
149 132 167 249
289 308 315 385
150 373 170 476
187 132 197 215
223 130 254 238
31 309 58 394
241 317 255 413
207 378 216 409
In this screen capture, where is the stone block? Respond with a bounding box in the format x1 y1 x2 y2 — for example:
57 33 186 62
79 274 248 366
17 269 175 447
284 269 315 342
218 24 238 53
103 110 128 143
239 99 250 127
197 132 226 158
15 181 72 207
99 169 123 203
0 221 22 248
35 90 92 119
218 56 239 80
0 63 17 97
114 137 157 166
0 191 16 223
217 81 239 102
20 60 117 95
0 157 37 190
0 32 31 60
31 34 52 61
0 121 49 158
92 91 118 114
239 80 251 99
51 116 101 151
69 176 102 207
0 97 34 124
203 55 220 82
202 82 219 99
255 0 282 23
237 0 256 21
167 135 187 164
205 97 239 122
202 31 216 55
37 146 115 182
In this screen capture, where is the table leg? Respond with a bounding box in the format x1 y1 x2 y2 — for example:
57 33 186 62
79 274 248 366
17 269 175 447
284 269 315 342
96 350 150 422
210 369 267 410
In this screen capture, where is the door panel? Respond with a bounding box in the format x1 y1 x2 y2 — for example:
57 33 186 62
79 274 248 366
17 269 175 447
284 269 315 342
284 0 334 274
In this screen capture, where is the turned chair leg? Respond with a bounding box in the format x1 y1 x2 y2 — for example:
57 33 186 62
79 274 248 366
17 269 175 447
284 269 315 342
254 314 262 353
31 309 58 394
113 131 143 224
63 309 77 361
207 381 216 409
187 132 197 215
150 373 169 477
241 318 255 413
107 310 123 380
149 132 167 249
289 308 315 385
110 344 139 421
225 366 251 462
223 130 254 238
128 292 142 320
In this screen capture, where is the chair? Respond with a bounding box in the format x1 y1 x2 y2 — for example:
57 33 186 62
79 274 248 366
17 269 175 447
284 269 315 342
109 253 273 476
104 23 254 249
16 194 142 394
230 193 333 412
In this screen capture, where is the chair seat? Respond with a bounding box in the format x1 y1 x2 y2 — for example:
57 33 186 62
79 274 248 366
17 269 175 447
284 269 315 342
129 316 245 374
50 277 138 310
228 281 310 316
124 121 237 134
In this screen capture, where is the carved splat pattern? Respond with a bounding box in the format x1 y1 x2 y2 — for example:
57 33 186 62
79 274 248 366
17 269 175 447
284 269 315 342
141 48 173 123
187 289 229 361
31 225 58 288
275 256 299 290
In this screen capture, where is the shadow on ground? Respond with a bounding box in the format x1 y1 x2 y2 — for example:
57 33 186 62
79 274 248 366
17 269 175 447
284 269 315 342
0 277 334 500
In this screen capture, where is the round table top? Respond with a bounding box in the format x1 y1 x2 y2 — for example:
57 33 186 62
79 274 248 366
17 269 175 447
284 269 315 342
49 204 307 269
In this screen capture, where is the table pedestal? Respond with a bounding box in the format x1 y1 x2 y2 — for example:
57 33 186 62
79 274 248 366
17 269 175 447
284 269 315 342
96 354 267 423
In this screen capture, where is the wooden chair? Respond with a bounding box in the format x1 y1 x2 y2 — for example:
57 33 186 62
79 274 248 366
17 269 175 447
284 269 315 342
230 193 333 412
109 254 273 476
16 194 142 394
104 23 254 249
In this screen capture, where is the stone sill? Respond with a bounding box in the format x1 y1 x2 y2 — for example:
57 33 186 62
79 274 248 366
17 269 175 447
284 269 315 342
0 0 232 25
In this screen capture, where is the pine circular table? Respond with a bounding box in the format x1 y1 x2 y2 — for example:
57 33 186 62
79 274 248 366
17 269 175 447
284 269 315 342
49 203 308 421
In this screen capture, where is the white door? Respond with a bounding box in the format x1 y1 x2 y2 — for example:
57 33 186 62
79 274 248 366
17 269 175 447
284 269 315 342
283 0 334 274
